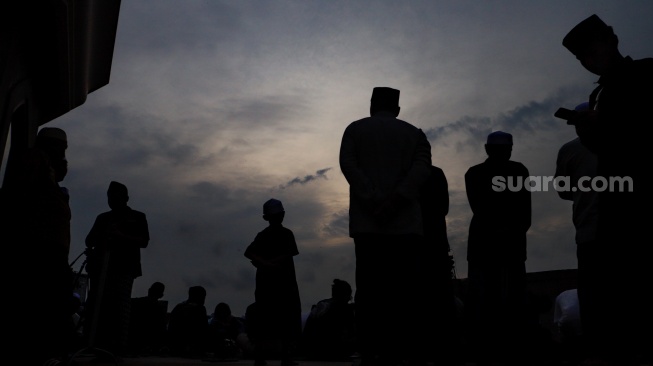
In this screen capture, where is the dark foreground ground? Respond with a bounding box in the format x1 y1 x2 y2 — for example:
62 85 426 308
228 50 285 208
65 353 653 366
71 356 349 366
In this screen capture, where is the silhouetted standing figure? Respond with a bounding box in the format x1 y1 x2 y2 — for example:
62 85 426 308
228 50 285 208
244 198 302 366
167 285 210 358
554 102 597 362
561 14 653 364
84 181 150 358
1 127 73 365
464 131 531 364
339 87 432 365
418 165 459 365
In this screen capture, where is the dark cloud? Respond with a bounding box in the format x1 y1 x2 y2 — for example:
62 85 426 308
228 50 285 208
117 1 243 54
278 167 332 189
322 210 349 238
62 104 207 171
298 268 317 284
222 94 312 131
423 86 586 147
202 266 255 295
189 181 233 204
177 222 198 236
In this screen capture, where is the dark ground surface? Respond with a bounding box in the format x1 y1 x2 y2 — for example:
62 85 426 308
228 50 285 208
68 357 653 366
66 352 653 366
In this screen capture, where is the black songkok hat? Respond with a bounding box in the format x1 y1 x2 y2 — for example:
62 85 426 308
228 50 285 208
563 14 613 56
108 181 128 197
371 87 400 109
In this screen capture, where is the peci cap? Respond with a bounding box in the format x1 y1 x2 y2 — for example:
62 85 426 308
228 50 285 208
263 198 285 215
108 181 128 197
486 131 513 145
371 87 400 110
563 14 613 56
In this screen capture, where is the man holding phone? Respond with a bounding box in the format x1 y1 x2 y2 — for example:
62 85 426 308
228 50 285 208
561 14 653 365
554 102 598 362
554 107 578 124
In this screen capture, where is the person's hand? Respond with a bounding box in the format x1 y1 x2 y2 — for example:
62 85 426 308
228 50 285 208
251 258 276 268
373 191 408 224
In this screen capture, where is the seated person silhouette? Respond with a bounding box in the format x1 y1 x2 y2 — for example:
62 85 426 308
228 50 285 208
128 281 168 356
301 279 357 360
242 302 261 359
207 302 247 360
167 285 209 358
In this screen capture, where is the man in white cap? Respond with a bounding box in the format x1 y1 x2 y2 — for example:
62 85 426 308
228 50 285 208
339 87 432 365
464 130 531 365
562 14 653 364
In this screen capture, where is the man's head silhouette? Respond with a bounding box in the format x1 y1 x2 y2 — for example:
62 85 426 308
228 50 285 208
563 14 621 76
36 127 68 182
563 14 614 57
107 181 129 210
370 87 400 117
485 131 513 161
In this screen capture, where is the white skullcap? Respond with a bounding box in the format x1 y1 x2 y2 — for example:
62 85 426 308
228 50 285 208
37 127 67 142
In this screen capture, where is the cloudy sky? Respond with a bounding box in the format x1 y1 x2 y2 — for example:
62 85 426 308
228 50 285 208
23 1 653 317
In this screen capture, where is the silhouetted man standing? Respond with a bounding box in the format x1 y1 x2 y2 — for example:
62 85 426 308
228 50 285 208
85 181 150 358
1 127 74 365
561 14 653 364
339 87 432 365
554 102 598 361
464 131 531 365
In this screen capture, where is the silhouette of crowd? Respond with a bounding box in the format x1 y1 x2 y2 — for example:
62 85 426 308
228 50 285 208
1 12 651 366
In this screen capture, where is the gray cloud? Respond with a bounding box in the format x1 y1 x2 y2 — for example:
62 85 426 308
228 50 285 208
322 210 350 238
117 1 244 55
221 94 313 132
423 86 586 146
278 168 332 189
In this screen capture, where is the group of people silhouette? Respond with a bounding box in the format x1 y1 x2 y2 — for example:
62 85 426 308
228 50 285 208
337 13 652 366
65 276 358 363
0 13 651 366
0 121 152 364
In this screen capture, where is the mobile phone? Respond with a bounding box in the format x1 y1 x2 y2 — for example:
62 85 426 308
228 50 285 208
554 107 577 121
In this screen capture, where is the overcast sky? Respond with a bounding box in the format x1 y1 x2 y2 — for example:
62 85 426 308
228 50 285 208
24 1 653 317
